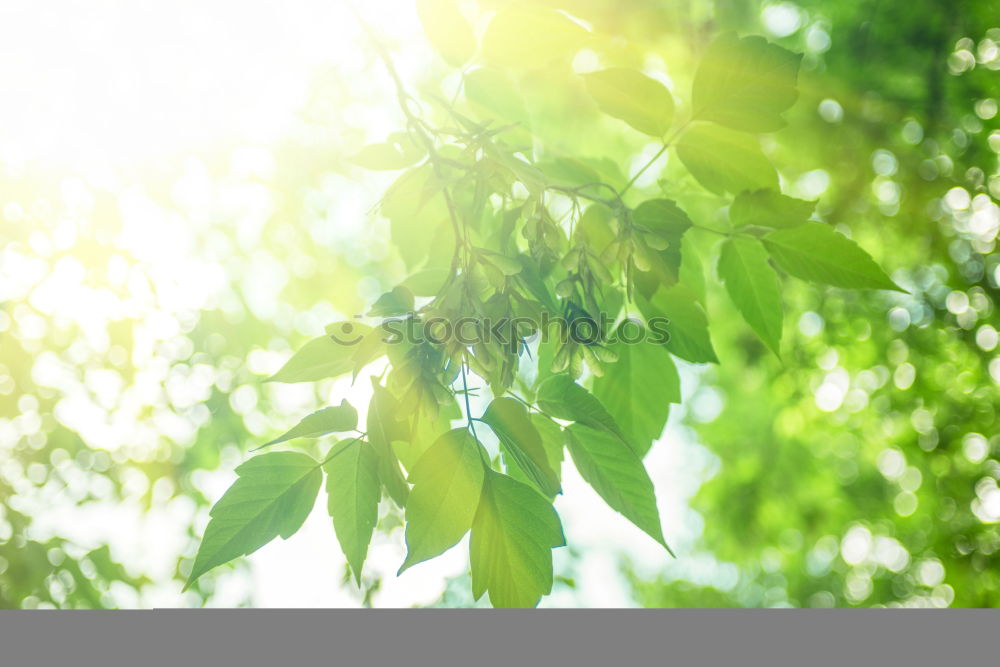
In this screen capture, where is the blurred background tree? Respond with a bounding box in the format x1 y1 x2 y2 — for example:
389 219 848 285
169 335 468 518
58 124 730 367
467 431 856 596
625 0 1000 608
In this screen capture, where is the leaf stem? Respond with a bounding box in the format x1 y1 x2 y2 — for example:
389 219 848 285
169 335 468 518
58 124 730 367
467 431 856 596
620 121 691 196
317 432 367 467
505 391 561 426
461 361 479 441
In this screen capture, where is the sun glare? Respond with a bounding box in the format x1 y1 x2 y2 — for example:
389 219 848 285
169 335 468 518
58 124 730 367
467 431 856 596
0 0 421 171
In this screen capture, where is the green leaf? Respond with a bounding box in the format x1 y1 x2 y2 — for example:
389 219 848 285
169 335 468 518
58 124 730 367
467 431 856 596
515 255 559 314
730 188 815 228
400 428 484 572
400 268 450 297
679 233 706 301
464 68 531 134
367 382 411 507
675 123 777 196
632 198 693 239
266 326 371 383
565 424 670 553
262 400 359 448
631 198 692 291
481 398 561 497
187 452 321 586
470 471 565 608
416 0 476 68
531 413 565 479
381 165 454 270
641 285 718 364
482 4 588 69
692 32 802 132
349 134 424 171
536 374 627 442
349 326 389 381
718 237 783 356
762 222 904 291
478 249 524 276
593 324 680 457
368 285 415 318
324 439 380 585
582 68 674 137
535 156 628 193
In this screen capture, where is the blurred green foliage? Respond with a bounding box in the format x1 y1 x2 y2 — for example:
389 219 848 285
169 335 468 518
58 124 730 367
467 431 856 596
628 0 1000 608
0 75 380 607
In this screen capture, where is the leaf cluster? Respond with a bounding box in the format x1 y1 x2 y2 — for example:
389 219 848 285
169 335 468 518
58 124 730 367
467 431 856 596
188 1 900 607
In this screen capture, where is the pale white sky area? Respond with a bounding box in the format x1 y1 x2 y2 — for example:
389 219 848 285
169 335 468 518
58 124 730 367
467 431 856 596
0 0 719 607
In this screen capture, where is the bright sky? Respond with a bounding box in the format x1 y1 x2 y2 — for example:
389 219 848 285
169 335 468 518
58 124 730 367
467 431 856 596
1 0 718 608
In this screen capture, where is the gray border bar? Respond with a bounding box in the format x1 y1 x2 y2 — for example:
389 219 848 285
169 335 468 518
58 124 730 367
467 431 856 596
1 609 995 666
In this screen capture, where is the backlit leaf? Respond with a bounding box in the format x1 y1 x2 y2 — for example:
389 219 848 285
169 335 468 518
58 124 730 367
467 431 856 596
632 198 693 239
416 0 476 68
482 397 560 497
531 413 565 479
482 4 588 69
368 285 415 318
381 165 454 270
267 326 371 383
262 399 358 448
325 439 380 584
730 188 815 228
400 268 450 297
350 134 424 171
593 323 680 456
718 236 783 356
763 222 903 291
641 284 718 364
536 374 627 443
367 382 411 507
464 68 532 136
565 424 670 552
676 123 777 195
470 471 565 608
692 32 802 132
400 428 484 572
583 68 674 137
187 452 321 586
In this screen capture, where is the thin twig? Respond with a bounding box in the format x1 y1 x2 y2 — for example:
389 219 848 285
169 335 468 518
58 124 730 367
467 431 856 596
461 362 479 441
620 121 691 196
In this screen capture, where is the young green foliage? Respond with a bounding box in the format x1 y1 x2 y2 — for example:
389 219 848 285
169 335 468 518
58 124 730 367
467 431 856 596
187 3 902 607
266 328 369 383
676 123 778 195
262 400 358 448
536 375 629 446
730 188 815 229
470 471 565 608
583 68 675 137
692 32 802 132
416 0 476 68
400 429 485 572
717 237 783 356
325 439 381 584
565 424 671 554
187 452 322 587
366 382 411 508
482 4 588 69
592 326 681 457
481 397 561 497
641 285 718 364
763 222 903 291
